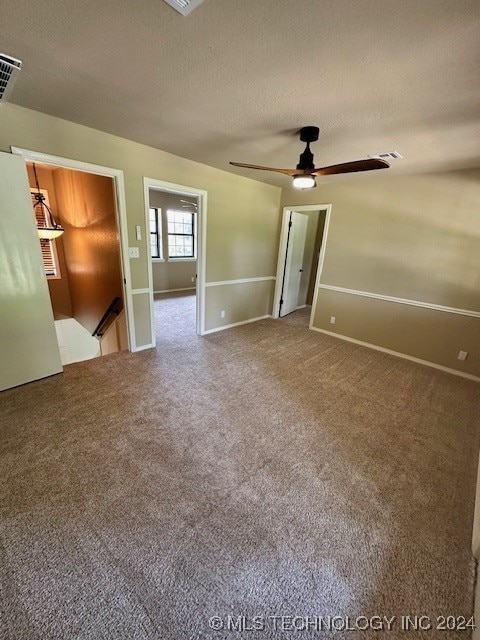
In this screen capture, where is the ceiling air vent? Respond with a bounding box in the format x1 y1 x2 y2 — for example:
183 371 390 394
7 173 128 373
162 0 206 16
369 151 403 161
0 53 22 102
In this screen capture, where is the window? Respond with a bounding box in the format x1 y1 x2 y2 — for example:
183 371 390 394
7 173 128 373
149 206 196 260
149 207 162 258
167 210 195 258
31 189 60 278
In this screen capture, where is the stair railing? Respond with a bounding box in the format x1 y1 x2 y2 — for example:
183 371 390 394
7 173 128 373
92 297 122 338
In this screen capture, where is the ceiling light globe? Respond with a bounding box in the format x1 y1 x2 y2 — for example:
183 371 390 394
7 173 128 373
292 175 316 189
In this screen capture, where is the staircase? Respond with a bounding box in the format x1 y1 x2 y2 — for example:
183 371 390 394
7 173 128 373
55 297 128 365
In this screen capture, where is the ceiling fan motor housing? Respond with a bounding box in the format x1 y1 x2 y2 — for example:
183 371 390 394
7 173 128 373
297 126 319 171
299 126 319 143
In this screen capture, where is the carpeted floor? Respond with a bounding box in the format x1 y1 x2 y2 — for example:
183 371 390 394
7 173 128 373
1 291 479 639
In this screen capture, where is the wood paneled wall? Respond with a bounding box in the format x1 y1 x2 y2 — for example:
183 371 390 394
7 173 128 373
53 169 123 334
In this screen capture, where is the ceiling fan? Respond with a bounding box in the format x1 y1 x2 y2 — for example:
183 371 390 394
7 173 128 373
230 126 389 189
180 199 197 209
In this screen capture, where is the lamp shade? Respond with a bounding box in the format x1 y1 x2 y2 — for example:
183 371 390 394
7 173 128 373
37 227 64 240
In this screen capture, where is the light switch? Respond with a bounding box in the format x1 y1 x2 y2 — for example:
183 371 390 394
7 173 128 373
135 225 142 240
129 247 140 259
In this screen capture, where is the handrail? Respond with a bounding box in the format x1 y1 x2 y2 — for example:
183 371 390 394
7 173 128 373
92 297 122 337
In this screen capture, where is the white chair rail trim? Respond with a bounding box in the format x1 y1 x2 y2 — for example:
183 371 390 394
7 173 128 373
318 284 480 319
206 276 276 287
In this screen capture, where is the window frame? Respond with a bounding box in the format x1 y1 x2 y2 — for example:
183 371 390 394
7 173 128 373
149 207 163 260
167 209 196 260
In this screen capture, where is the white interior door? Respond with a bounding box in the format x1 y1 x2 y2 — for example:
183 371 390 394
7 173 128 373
0 151 62 391
280 211 308 317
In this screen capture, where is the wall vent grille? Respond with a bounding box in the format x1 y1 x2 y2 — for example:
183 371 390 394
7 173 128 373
369 151 403 160
0 53 22 102
162 0 206 16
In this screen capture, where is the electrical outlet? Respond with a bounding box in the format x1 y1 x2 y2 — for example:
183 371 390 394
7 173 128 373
128 247 139 259
330 316 336 325
458 351 468 361
191 276 195 283
221 310 226 318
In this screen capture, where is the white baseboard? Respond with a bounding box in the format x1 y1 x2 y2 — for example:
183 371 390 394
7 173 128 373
132 342 155 352
203 315 272 335
154 287 196 294
310 326 480 382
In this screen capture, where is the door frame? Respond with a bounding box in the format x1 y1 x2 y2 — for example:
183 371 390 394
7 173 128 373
143 177 207 342
11 146 137 351
272 204 332 327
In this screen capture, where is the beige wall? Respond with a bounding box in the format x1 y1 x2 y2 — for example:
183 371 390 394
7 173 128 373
205 280 275 332
1 104 282 346
207 179 281 282
53 169 123 335
26 165 73 320
282 169 480 377
148 189 197 292
312 288 480 376
153 261 196 293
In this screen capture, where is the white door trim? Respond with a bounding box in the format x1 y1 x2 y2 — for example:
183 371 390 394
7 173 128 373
272 204 332 325
143 177 207 342
309 205 332 330
10 146 137 352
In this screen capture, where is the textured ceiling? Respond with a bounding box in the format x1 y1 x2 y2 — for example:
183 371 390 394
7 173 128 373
1 0 479 187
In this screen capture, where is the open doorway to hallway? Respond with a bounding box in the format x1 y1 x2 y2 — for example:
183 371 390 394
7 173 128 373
25 160 128 364
273 205 331 325
144 177 207 343
148 188 198 338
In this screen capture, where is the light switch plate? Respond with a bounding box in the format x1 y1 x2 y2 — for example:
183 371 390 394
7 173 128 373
129 247 140 259
135 225 142 240
458 350 468 361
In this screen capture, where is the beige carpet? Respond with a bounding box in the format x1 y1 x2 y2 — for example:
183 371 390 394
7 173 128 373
1 291 479 639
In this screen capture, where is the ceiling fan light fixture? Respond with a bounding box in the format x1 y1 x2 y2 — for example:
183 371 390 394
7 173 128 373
37 227 65 240
230 125 390 184
293 175 316 189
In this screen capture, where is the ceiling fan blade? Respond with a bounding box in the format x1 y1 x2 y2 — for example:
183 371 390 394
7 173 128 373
230 162 297 176
312 158 389 176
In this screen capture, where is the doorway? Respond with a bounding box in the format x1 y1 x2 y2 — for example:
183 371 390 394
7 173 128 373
273 205 332 325
11 147 136 358
26 161 128 364
143 178 207 345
